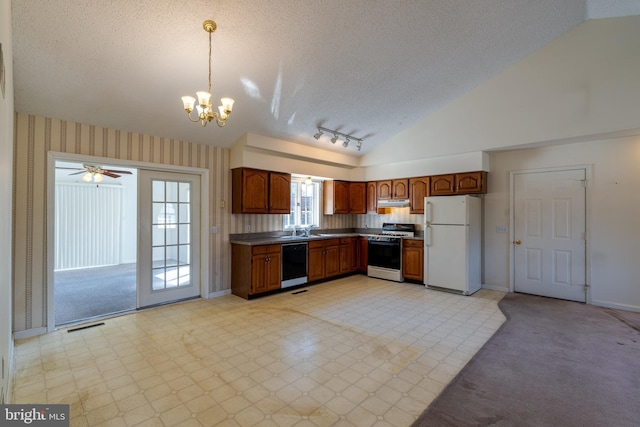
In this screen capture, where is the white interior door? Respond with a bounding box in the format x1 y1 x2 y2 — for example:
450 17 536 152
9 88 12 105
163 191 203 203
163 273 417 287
138 170 201 308
513 169 586 302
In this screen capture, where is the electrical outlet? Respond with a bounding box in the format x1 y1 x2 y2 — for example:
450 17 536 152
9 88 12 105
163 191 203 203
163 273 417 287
210 226 219 234
496 226 508 233
246 224 251 233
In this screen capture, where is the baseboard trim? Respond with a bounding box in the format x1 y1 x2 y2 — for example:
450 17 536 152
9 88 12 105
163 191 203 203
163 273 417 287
207 289 231 299
482 284 510 293
591 299 640 313
13 327 48 340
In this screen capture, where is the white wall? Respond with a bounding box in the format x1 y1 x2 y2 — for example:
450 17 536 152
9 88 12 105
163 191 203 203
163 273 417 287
0 0 14 403
362 16 640 167
485 135 640 312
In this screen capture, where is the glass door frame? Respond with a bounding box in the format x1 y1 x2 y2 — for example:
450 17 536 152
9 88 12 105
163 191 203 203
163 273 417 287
46 152 210 332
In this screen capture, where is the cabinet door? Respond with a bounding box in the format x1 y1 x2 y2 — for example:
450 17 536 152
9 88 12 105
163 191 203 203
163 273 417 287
402 240 424 281
456 171 487 194
324 244 341 278
265 251 282 290
366 182 377 213
339 238 357 273
377 180 392 200
251 253 269 294
357 237 368 272
431 174 455 196
409 177 429 214
334 181 350 214
392 179 409 199
308 246 325 282
233 168 269 213
269 172 291 213
349 182 366 214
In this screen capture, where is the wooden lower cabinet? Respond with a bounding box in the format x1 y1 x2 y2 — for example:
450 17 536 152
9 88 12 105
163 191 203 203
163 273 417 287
402 239 424 282
339 237 358 273
231 243 281 299
357 236 368 272
308 239 340 282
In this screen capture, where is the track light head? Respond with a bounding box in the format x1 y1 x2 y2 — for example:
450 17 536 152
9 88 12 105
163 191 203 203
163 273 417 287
330 134 338 144
343 138 350 148
356 140 363 151
313 129 323 140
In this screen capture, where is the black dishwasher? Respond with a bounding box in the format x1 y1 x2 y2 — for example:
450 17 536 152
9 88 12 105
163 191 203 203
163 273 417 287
281 242 308 288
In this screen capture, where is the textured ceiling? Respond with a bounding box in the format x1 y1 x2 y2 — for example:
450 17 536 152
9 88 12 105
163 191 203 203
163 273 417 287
10 0 640 156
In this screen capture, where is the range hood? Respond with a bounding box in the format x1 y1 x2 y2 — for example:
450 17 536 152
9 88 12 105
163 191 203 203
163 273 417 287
377 199 410 208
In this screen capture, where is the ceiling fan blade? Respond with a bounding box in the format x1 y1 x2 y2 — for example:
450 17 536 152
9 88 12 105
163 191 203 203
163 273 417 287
69 171 86 176
103 169 133 174
56 167 83 171
102 171 120 178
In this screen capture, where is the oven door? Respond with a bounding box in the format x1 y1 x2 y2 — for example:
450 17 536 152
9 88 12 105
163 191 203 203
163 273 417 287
367 237 401 270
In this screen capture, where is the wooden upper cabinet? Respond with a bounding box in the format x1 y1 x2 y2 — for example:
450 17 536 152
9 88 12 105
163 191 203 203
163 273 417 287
232 168 269 213
349 182 366 214
392 179 409 199
377 179 409 200
456 171 487 194
366 182 377 213
269 172 291 213
232 168 291 214
409 176 430 214
377 180 392 200
430 174 455 196
324 180 350 214
430 171 487 196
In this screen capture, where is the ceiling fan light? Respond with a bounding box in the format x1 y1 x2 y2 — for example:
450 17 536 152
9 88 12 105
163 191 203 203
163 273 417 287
82 173 92 182
94 173 104 183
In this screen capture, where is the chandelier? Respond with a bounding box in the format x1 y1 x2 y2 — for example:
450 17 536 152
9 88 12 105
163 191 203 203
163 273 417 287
313 126 364 151
181 20 235 127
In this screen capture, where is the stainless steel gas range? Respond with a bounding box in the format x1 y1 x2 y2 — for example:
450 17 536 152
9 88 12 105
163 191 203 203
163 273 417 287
367 223 416 282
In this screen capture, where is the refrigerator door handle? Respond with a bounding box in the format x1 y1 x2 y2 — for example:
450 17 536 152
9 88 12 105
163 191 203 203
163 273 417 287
425 225 431 246
425 200 432 223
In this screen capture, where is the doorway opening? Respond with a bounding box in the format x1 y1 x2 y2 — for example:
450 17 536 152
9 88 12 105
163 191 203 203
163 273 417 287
54 161 138 326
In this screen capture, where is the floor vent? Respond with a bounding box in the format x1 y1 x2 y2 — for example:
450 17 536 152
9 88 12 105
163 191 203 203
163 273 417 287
67 322 105 333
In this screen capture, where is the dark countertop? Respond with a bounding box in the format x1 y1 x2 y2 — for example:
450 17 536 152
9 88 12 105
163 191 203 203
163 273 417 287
230 232 423 246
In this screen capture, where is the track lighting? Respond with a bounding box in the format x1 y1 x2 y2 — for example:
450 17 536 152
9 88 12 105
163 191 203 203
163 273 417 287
314 126 364 151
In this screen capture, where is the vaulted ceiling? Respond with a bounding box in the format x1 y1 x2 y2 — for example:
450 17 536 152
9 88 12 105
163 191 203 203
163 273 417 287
10 0 640 156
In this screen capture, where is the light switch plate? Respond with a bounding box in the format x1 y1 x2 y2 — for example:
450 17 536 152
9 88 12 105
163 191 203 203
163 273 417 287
496 226 508 233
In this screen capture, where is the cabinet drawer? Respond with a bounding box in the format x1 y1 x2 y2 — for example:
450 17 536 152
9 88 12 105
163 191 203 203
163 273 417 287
252 244 281 255
340 237 353 244
403 239 423 248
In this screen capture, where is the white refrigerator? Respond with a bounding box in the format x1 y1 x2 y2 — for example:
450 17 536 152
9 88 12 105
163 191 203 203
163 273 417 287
423 195 482 295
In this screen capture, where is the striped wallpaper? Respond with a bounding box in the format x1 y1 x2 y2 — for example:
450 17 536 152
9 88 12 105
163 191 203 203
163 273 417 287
12 113 358 334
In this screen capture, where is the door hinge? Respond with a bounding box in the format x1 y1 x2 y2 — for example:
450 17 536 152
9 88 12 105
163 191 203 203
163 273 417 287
580 179 588 188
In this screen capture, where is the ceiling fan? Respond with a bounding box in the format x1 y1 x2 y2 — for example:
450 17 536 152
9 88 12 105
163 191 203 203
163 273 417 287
57 164 133 182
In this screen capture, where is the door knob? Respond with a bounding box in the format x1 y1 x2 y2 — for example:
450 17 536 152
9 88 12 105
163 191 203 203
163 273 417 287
514 240 521 245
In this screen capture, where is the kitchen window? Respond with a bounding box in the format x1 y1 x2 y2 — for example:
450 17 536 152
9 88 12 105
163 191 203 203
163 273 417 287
284 177 320 229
